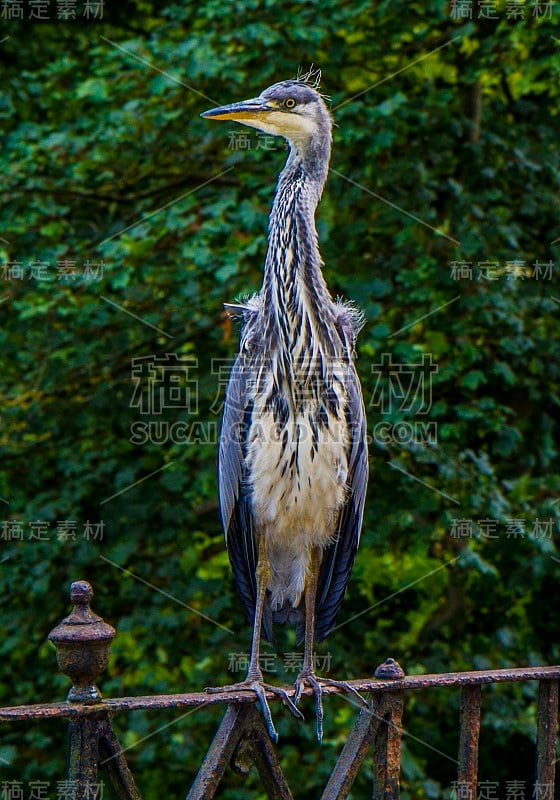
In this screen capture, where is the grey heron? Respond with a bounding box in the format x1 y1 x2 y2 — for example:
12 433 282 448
202 71 368 742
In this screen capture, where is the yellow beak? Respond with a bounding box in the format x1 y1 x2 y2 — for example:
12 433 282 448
201 97 276 122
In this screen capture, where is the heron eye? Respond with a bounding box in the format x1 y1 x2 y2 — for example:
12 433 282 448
284 98 296 109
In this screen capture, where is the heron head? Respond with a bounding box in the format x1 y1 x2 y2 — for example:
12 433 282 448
201 79 332 153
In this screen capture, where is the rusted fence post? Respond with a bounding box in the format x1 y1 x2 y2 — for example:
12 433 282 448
187 703 294 800
49 580 141 800
535 679 558 800
320 657 405 800
320 689 382 800
371 659 405 800
457 685 481 800
66 714 102 797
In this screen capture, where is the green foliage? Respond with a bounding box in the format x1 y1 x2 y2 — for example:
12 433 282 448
1 1 559 796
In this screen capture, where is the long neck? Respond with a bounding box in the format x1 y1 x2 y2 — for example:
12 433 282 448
261 132 337 356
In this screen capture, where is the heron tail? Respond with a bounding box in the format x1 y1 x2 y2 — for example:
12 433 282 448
272 601 304 629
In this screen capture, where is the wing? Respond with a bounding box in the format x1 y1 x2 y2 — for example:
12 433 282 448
218 354 275 642
312 362 369 643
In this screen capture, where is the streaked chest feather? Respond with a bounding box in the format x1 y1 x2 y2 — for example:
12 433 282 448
245 368 349 549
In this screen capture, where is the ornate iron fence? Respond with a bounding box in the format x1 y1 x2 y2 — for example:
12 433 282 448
1 580 558 799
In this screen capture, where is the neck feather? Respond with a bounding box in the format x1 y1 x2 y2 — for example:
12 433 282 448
261 132 337 355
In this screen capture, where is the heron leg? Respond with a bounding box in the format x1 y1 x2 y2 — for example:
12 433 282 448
205 533 303 742
293 546 367 742
246 532 270 679
293 545 326 740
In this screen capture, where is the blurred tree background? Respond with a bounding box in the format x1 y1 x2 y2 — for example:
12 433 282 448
1 0 559 796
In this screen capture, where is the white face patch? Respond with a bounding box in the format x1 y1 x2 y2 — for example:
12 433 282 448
234 109 316 148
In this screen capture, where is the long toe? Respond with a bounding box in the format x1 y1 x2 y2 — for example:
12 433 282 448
204 684 233 694
322 678 369 709
312 680 324 743
271 686 304 721
294 672 325 743
251 681 279 742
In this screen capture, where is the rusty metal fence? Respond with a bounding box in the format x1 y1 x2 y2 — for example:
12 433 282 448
1 580 558 800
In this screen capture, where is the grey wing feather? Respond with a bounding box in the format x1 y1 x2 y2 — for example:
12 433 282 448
218 355 274 642
311 363 369 643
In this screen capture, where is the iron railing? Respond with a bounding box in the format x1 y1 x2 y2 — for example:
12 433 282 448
1 580 558 799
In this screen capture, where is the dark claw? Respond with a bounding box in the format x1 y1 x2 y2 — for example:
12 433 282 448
294 672 325 742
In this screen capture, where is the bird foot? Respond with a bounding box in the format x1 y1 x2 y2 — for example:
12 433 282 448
293 670 325 742
293 671 369 743
205 676 304 742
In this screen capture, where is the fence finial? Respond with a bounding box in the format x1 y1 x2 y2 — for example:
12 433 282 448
48 580 116 704
374 658 405 680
